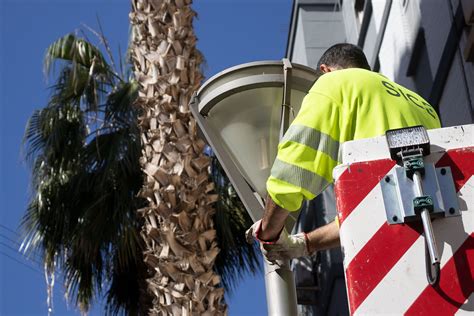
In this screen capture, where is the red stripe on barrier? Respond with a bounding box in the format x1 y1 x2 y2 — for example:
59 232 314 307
435 147 474 191
346 222 423 314
405 234 474 316
334 159 395 225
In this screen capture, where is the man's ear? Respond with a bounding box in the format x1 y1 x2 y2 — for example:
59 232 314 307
319 64 332 73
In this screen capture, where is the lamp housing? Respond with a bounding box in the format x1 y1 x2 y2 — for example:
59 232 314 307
386 125 431 160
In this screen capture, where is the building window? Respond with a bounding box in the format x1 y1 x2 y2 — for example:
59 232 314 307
355 0 366 29
356 0 373 48
462 0 474 62
461 0 474 25
465 28 474 62
406 27 433 99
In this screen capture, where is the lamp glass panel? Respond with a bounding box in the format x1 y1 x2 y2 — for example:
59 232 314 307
207 86 307 198
386 126 429 148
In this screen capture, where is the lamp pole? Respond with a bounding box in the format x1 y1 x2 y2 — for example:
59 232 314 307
262 59 298 316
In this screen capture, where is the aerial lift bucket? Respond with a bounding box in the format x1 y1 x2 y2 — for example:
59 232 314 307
333 124 474 315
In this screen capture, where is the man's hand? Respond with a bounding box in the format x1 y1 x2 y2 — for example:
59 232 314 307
245 220 265 244
246 220 309 261
261 230 309 261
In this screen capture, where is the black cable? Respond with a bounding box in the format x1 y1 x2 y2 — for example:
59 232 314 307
0 241 44 267
0 232 21 246
0 223 20 236
0 250 43 275
0 232 43 262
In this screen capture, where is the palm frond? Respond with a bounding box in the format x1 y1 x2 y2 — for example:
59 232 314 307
22 31 149 315
44 34 110 79
104 81 139 128
105 242 151 316
210 155 262 292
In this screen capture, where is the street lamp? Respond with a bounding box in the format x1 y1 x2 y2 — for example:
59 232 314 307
190 59 317 315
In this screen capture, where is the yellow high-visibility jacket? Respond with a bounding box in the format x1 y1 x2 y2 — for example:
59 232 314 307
267 68 441 211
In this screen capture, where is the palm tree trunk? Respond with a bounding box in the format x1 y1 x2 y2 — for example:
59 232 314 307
129 0 227 314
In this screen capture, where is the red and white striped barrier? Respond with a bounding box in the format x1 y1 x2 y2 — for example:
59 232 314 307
333 124 474 315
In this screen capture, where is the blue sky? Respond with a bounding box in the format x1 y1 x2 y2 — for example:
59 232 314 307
0 0 292 315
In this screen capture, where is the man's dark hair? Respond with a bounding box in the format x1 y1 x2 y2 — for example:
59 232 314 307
317 43 371 71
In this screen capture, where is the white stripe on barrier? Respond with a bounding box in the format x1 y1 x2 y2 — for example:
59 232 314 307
340 125 473 164
339 171 395 266
355 236 426 315
355 177 474 314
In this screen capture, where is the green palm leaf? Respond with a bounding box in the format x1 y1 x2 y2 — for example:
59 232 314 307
44 33 110 78
210 156 262 291
22 31 149 315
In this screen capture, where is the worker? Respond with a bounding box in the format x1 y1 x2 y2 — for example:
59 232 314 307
246 43 441 261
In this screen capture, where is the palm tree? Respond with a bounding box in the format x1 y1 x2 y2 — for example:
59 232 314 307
22 32 151 314
129 0 259 314
23 22 260 315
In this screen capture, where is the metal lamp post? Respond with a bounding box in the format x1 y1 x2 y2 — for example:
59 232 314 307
189 59 317 315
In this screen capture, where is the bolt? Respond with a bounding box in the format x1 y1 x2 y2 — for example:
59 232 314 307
392 215 398 222
385 176 390 183
441 168 446 175
449 207 455 214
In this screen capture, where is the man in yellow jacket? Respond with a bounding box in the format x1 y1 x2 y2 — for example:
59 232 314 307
247 43 441 261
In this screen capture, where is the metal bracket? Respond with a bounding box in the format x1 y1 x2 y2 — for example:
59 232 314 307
403 154 425 178
381 163 460 224
413 195 434 214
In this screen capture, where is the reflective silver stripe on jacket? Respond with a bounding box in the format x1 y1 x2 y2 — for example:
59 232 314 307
281 124 340 162
271 159 329 196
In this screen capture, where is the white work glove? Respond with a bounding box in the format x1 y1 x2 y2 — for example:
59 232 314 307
245 220 309 262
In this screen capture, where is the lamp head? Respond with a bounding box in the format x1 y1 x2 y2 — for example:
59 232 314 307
386 125 430 161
